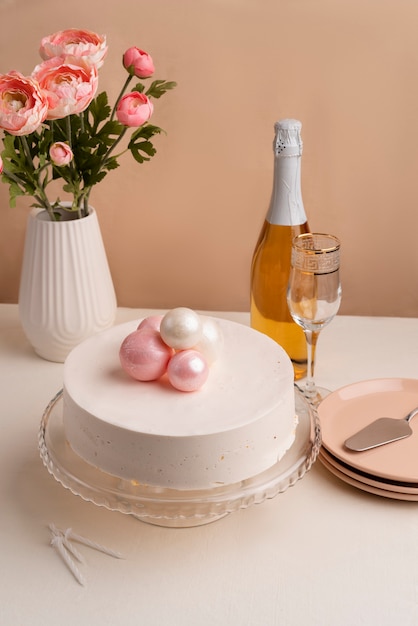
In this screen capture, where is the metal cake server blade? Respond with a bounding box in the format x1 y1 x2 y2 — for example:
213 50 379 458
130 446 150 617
344 407 418 452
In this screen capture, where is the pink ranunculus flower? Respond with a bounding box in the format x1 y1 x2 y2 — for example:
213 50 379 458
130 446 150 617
116 92 153 127
49 142 73 166
0 71 48 136
32 56 98 120
123 47 155 79
0 155 3 174
39 29 107 68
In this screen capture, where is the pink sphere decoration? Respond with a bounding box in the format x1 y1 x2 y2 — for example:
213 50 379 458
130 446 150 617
120 329 174 381
137 315 163 332
167 350 209 392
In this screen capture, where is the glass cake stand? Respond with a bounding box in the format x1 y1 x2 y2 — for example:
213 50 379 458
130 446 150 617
38 387 321 528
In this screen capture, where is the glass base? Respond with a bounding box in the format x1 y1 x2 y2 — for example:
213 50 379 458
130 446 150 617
294 383 331 407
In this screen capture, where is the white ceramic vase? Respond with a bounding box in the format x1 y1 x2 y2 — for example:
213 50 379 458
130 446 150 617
18 206 117 362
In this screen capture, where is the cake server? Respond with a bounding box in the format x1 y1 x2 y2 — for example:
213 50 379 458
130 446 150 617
344 406 418 452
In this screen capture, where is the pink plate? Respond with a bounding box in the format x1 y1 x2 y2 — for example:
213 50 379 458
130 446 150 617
319 446 418 495
318 451 418 502
318 378 418 484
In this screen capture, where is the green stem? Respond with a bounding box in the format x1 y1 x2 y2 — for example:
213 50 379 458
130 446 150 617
102 127 128 164
82 195 89 218
66 116 73 150
19 136 35 171
2 168 25 186
34 194 57 220
110 75 134 121
78 123 128 209
64 114 84 218
19 136 57 219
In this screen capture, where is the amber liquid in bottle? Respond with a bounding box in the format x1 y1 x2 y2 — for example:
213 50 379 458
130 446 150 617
251 221 309 379
250 119 309 380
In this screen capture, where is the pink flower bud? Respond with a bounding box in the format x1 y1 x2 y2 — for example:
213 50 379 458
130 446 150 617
0 155 3 174
116 92 153 127
123 47 155 78
49 142 73 166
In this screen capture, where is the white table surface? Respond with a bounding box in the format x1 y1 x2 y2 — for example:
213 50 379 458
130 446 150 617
1 303 418 626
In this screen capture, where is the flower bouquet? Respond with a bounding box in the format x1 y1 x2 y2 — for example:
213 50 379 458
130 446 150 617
0 28 176 221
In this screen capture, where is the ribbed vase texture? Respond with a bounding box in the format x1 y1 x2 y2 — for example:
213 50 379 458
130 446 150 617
18 207 117 362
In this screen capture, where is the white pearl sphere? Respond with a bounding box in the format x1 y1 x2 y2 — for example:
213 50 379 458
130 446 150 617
160 307 203 350
193 317 224 364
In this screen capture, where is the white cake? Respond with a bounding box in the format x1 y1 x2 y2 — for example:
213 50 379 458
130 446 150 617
62 317 297 490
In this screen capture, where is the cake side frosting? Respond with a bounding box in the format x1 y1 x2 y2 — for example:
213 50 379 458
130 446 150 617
63 317 296 490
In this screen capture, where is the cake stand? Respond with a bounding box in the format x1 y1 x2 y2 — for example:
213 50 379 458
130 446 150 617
38 387 321 527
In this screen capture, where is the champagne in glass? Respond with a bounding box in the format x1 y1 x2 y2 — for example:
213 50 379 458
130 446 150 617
287 233 341 405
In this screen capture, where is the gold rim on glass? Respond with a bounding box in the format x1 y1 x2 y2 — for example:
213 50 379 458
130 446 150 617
291 233 341 274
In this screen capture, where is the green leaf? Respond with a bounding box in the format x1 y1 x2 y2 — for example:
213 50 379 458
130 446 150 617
87 92 112 128
130 124 164 142
129 139 157 163
3 176 31 208
145 80 177 99
132 83 145 94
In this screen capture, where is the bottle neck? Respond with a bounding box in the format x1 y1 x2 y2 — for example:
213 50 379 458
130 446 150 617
266 153 307 226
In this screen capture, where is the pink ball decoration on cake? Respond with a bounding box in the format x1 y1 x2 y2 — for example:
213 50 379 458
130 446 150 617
167 349 209 392
120 329 174 381
160 307 203 350
137 315 164 333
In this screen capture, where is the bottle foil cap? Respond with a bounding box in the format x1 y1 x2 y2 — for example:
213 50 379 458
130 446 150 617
273 119 303 157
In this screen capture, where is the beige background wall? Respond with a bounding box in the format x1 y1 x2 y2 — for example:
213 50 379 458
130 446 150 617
1 0 418 316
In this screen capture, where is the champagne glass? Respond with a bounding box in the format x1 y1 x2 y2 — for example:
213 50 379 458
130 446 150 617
287 233 341 405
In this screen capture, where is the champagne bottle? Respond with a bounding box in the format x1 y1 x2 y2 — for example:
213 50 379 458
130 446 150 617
250 119 310 380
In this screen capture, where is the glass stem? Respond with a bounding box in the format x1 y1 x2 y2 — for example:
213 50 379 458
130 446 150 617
304 330 319 399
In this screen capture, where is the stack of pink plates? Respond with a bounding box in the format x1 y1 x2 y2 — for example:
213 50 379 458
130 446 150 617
318 378 418 500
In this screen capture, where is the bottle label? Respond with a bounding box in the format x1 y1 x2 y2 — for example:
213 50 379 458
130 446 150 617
266 156 307 226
